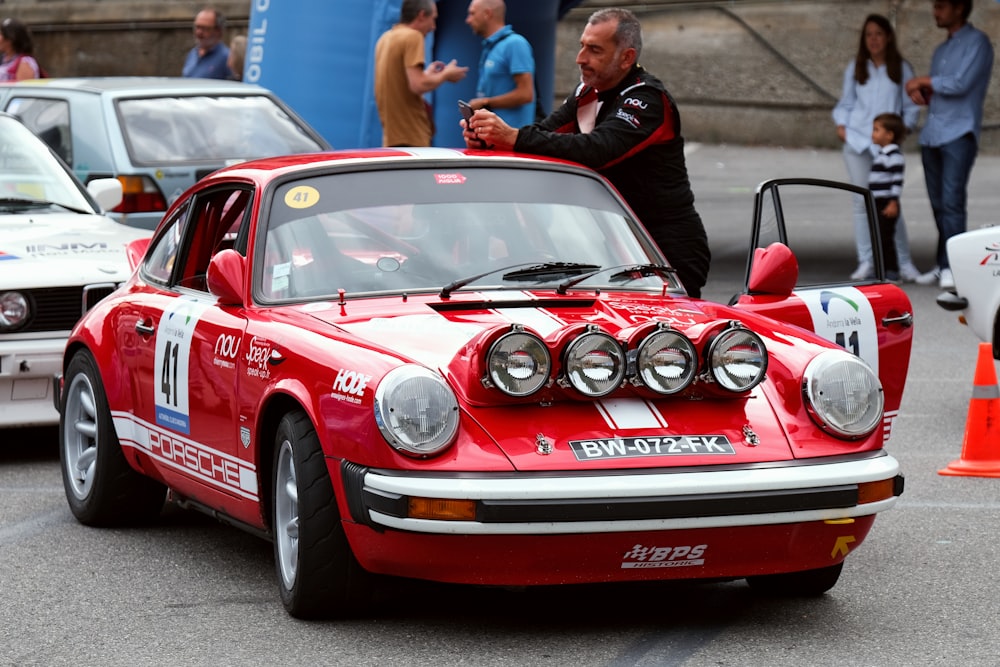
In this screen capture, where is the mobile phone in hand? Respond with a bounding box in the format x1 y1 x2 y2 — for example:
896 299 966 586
459 100 486 147
458 100 474 125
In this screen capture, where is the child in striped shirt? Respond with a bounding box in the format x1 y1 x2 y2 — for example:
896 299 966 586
869 112 906 280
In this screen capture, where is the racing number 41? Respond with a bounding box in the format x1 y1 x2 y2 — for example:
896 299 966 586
835 330 860 356
161 340 180 406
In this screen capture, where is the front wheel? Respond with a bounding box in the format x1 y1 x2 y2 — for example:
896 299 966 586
273 409 371 619
745 562 844 597
60 349 165 526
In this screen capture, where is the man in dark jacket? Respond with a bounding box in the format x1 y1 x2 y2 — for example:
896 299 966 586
463 8 710 297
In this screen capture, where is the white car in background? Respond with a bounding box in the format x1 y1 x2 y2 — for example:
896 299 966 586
937 225 1000 359
0 112 147 427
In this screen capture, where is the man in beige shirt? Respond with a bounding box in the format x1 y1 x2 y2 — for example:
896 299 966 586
374 0 468 146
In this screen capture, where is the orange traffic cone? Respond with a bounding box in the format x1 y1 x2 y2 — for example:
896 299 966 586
939 342 1000 477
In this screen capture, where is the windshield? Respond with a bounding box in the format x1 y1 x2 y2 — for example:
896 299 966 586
256 165 674 301
0 116 96 213
117 95 326 165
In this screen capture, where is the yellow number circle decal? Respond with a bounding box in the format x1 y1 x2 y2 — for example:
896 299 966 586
284 186 320 209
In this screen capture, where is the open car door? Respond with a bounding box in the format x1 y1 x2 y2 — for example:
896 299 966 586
732 178 914 443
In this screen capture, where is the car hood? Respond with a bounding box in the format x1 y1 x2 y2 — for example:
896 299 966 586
312 290 807 470
325 291 716 370
0 212 147 286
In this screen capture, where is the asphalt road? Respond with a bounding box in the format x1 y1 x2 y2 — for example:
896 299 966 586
2 144 999 667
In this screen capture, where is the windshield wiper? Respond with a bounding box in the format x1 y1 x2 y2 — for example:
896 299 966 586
502 262 600 280
0 197 90 215
556 263 676 295
439 262 599 299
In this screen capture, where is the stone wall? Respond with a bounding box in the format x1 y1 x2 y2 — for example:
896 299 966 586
7 0 1000 152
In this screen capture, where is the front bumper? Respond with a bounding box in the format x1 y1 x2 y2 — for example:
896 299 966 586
342 452 902 536
0 337 65 427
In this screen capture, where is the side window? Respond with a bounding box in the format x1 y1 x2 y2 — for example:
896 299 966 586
174 187 252 291
5 97 72 164
143 200 192 285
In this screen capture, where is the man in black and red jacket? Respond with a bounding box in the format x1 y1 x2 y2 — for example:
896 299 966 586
463 8 710 298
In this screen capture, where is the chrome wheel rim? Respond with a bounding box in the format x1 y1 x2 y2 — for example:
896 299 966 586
63 373 98 500
275 439 299 589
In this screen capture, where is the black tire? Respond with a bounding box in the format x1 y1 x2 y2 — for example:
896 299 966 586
272 409 371 619
59 349 166 526
746 562 844 597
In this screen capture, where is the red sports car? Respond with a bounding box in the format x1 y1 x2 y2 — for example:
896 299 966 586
57 150 913 618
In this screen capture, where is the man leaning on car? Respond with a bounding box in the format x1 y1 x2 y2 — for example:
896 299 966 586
462 8 711 298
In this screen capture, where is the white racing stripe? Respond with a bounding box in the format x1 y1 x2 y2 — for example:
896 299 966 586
595 398 669 430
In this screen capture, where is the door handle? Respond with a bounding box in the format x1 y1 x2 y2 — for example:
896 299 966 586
881 312 913 328
135 320 155 336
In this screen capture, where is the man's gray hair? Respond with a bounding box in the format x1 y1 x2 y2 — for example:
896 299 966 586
401 0 436 24
588 8 642 59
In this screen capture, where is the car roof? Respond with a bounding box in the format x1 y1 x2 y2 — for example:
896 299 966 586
0 77 273 97
213 148 588 181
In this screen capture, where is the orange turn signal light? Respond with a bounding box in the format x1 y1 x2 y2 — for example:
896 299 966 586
408 497 477 521
857 478 896 504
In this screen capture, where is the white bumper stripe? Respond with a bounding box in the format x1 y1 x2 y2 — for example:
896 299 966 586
364 454 899 501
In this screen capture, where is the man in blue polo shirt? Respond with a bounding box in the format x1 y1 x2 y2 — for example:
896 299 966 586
906 0 993 290
465 0 536 128
182 7 232 80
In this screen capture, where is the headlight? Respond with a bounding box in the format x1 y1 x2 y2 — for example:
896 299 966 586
707 325 767 392
564 328 626 397
0 291 30 332
636 328 697 394
486 328 551 396
803 350 883 438
374 366 459 457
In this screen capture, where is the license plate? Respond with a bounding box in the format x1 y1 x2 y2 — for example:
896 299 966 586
569 435 735 461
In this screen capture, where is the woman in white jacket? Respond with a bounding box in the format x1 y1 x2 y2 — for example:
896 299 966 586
833 14 921 281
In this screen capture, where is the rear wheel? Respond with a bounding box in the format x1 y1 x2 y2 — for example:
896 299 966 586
60 349 166 526
746 562 844 597
273 409 370 619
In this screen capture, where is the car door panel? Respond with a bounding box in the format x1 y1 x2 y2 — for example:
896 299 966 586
732 179 914 441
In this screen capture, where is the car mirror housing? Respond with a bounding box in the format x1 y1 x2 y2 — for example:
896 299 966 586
747 242 798 296
207 249 246 306
87 178 124 212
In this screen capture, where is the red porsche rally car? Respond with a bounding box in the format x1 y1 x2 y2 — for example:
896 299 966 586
57 150 912 618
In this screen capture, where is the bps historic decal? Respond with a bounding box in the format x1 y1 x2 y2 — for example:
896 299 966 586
796 286 879 374
154 297 210 435
621 543 707 569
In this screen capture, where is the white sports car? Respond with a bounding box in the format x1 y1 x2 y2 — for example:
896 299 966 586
0 112 148 427
937 225 1000 358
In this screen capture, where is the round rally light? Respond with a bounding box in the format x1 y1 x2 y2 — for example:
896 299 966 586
486 329 551 397
707 325 767 392
564 329 626 397
803 349 883 438
0 291 30 332
637 329 697 394
374 366 460 457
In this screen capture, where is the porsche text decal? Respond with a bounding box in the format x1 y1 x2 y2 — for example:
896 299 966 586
154 297 210 435
621 543 707 569
570 435 735 460
112 411 258 501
